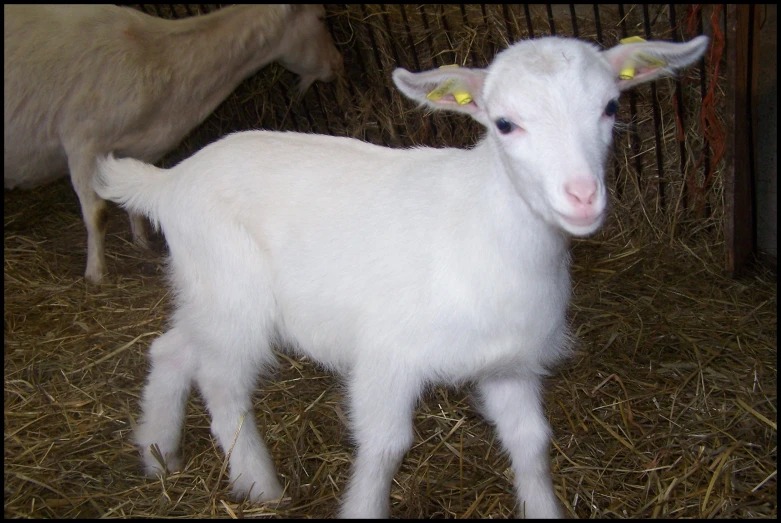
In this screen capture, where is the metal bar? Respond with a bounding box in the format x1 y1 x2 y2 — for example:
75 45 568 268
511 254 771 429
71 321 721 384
668 4 689 213
593 4 603 44
546 4 557 35
399 5 438 146
618 3 645 190
359 4 393 146
523 4 535 38
569 4 579 38
420 5 440 68
643 4 666 211
480 4 496 57
460 4 479 66
502 4 516 43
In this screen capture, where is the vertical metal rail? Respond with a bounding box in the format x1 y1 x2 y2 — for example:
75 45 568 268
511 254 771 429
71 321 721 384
379 4 407 146
400 5 422 70
523 4 535 37
617 4 646 196
419 5 440 68
439 5 455 64
569 5 580 38
345 5 382 145
418 4 447 144
502 4 516 43
480 4 497 57
593 4 604 44
668 4 690 215
642 4 667 212
459 5 479 67
546 4 557 35
380 6 403 70
399 5 439 146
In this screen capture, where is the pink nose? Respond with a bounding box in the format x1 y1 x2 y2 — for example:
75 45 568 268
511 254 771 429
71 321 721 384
564 178 598 208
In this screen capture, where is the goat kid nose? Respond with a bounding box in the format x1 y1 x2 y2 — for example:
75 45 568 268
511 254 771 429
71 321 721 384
564 177 598 207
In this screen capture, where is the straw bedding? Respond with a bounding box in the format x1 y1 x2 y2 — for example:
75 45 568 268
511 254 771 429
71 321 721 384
4 4 776 519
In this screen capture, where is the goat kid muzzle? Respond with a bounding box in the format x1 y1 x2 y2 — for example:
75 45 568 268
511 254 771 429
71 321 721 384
555 175 606 232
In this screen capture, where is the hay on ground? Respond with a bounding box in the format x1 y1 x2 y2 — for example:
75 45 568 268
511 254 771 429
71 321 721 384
4 181 776 518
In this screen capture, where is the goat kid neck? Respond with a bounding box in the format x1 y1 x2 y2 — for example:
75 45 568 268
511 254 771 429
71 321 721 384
468 137 571 269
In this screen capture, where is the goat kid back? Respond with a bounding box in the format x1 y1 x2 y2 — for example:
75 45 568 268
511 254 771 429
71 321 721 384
95 35 708 518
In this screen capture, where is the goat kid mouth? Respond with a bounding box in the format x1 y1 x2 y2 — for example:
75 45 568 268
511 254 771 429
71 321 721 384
558 213 602 228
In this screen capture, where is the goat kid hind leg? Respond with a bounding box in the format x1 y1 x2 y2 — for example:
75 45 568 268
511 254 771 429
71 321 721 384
193 337 284 503
135 327 196 475
477 374 562 518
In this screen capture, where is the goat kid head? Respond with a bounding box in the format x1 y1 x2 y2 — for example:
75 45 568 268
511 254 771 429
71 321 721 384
393 35 709 237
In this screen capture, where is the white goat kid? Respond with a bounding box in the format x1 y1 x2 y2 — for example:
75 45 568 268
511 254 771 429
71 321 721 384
4 4 342 283
95 35 708 518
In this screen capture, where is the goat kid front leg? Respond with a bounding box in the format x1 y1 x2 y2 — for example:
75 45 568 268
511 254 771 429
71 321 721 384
135 327 197 476
340 362 421 518
67 150 108 284
476 374 562 519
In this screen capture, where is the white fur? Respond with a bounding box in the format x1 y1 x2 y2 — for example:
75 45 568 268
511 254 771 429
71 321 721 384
4 4 343 283
94 35 708 517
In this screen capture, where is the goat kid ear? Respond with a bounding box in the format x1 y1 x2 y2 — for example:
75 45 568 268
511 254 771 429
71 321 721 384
602 34 709 91
392 66 489 124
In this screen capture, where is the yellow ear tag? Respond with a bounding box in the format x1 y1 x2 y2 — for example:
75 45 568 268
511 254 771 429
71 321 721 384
618 36 667 80
426 65 473 105
620 36 648 44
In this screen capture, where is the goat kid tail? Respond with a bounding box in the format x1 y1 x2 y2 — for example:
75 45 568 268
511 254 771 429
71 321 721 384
94 155 169 229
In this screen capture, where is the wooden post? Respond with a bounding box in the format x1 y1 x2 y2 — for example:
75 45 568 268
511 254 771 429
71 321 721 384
723 4 760 277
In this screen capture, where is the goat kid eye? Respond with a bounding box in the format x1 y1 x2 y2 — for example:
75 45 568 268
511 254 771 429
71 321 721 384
604 99 619 118
495 118 518 134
